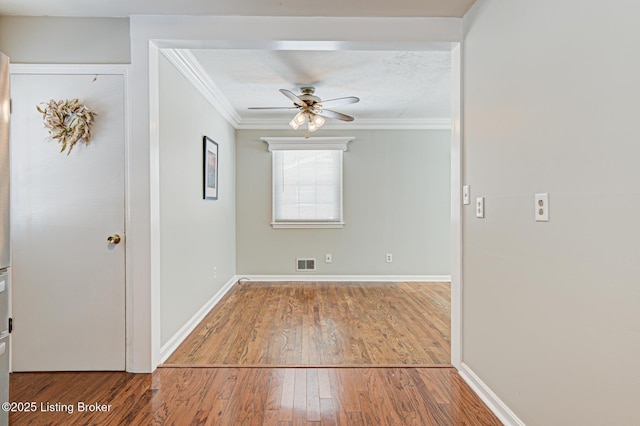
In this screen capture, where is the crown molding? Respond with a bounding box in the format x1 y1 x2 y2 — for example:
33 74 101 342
239 117 451 130
160 49 241 128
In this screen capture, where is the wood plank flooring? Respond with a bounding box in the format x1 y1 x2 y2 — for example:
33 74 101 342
9 367 502 425
165 281 451 366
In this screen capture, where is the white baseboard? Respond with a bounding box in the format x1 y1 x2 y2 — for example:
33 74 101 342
159 275 239 364
237 275 451 283
459 363 526 426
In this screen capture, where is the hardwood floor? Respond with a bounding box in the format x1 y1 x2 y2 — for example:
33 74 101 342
165 281 451 366
9 367 502 425
8 281 489 425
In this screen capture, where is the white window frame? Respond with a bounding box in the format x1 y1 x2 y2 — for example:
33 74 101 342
262 136 354 229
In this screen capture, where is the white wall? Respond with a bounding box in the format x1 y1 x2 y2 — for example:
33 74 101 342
236 128 450 275
158 53 236 346
0 16 130 64
462 1 640 424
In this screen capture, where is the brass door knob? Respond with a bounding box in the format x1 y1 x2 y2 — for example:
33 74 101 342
107 234 121 244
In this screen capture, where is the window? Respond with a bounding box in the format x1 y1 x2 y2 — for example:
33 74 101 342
273 149 342 226
262 137 353 229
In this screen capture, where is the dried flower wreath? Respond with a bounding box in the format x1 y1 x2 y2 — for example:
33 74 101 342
36 99 97 155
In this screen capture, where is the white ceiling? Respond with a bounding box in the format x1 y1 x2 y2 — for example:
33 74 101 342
187 49 451 126
0 0 476 18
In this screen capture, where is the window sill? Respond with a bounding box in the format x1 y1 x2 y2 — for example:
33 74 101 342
271 222 345 229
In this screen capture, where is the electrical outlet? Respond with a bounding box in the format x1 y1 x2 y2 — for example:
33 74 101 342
463 185 470 205
213 266 217 279
325 253 332 263
535 193 549 222
386 253 393 263
476 197 484 218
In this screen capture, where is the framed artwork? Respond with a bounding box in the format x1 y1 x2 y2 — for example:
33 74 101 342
203 136 218 200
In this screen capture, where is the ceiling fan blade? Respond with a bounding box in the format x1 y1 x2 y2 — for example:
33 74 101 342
248 107 298 110
317 109 354 122
279 89 308 107
318 96 360 107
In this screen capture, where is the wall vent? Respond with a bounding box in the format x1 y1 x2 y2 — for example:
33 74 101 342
296 258 316 271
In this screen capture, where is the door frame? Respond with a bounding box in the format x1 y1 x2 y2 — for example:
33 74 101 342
450 45 462 368
9 63 132 370
143 30 463 371
122 16 464 371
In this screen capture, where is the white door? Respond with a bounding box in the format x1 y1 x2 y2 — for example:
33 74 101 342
10 73 125 371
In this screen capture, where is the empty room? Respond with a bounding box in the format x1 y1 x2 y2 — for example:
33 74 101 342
1 1 639 425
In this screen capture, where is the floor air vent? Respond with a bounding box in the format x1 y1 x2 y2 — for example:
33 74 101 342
296 258 316 271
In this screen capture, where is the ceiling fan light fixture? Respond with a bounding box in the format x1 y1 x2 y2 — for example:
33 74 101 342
289 117 301 130
289 111 307 129
307 113 326 132
312 114 325 127
307 121 319 132
293 111 307 125
250 87 359 132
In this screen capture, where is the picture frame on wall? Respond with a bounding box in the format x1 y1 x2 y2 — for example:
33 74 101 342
203 136 218 200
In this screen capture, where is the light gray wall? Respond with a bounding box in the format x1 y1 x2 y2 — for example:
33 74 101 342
159 53 236 346
463 1 640 425
236 129 450 275
0 16 130 64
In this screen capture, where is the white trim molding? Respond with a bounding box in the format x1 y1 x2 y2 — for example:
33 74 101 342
271 222 345 229
240 118 452 130
238 275 451 282
459 363 526 426
450 43 463 369
159 275 239 364
160 49 241 128
149 43 162 372
262 136 354 151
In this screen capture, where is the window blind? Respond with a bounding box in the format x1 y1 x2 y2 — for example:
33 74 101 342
273 150 342 222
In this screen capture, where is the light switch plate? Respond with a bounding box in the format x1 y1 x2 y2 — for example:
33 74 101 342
535 193 549 222
476 197 484 218
463 185 470 205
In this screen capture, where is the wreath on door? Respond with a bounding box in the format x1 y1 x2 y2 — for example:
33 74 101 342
36 99 97 155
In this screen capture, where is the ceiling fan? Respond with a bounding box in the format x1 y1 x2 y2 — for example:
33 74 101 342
248 87 360 132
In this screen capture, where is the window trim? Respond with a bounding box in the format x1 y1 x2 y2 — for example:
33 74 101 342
262 136 354 229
